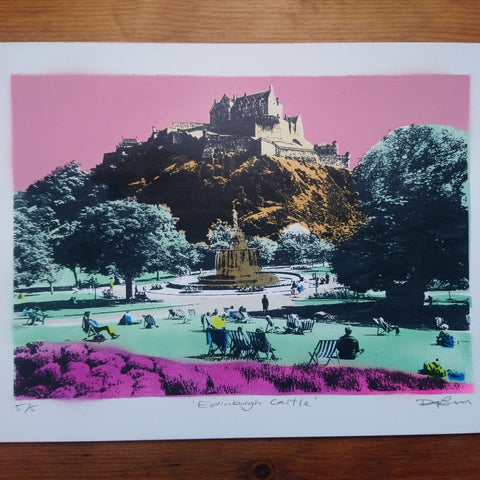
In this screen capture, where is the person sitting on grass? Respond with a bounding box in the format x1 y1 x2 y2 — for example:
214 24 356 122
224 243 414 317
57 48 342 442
237 305 248 322
118 311 140 325
24 307 47 326
336 327 364 359
436 324 455 347
82 311 119 339
419 359 447 379
142 314 159 329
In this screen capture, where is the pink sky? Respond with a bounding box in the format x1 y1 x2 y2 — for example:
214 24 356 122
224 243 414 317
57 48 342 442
12 74 469 191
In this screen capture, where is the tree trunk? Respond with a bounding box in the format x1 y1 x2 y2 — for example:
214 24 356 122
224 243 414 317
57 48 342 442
125 275 133 300
71 266 79 288
385 281 425 323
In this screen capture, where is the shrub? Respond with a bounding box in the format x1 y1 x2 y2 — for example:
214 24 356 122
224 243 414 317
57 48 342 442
13 342 468 399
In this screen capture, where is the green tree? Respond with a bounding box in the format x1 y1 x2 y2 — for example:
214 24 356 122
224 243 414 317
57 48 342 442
275 224 332 266
68 200 195 299
22 161 107 224
147 229 199 276
303 235 335 267
247 237 278 266
332 125 468 314
206 221 233 250
15 161 108 286
14 209 56 288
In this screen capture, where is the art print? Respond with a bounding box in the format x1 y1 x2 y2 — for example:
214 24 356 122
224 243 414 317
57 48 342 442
2 43 479 441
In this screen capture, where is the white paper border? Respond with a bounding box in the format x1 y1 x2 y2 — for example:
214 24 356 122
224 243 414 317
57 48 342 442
1 43 479 442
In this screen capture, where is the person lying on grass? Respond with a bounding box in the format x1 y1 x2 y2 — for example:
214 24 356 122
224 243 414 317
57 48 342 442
118 311 141 325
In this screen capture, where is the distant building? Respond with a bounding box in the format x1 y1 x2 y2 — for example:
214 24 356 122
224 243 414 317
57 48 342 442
104 86 349 168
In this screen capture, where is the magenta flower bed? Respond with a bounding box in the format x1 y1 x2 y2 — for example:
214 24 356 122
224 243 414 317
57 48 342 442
14 342 472 400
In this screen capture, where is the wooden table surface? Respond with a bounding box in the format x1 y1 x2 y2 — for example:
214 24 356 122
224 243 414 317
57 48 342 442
1 1 479 479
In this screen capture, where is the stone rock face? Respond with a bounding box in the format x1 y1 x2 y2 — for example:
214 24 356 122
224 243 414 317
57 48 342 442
92 152 367 244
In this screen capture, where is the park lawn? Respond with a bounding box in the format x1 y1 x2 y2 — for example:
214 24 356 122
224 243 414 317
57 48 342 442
13 279 473 392
15 268 177 293
13 313 473 384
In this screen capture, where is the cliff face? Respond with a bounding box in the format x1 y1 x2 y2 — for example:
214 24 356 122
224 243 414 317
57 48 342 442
92 152 367 244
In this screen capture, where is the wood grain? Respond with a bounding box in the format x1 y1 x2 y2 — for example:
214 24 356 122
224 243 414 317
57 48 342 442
0 0 479 43
0 434 479 480
1 1 479 479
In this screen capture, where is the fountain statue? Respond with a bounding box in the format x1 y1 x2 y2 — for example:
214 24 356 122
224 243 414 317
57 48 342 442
199 206 279 289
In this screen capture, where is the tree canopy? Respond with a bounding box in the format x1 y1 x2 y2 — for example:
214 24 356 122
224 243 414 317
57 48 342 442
247 236 278 266
14 162 109 286
14 209 54 287
18 161 107 227
275 224 334 266
332 125 469 313
206 221 234 250
66 200 195 299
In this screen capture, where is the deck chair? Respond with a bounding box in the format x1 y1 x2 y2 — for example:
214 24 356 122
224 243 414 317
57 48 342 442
286 314 301 330
308 339 339 365
264 315 280 333
373 317 400 335
228 329 253 359
184 308 197 324
200 313 212 331
82 318 106 342
168 309 186 321
247 330 277 361
314 311 336 322
231 310 253 323
205 328 230 359
300 319 315 333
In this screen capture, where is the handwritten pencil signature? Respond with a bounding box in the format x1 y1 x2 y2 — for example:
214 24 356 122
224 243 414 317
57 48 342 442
416 396 472 408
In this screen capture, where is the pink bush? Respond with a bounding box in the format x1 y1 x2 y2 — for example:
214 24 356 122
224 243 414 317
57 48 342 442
14 341 472 400
35 362 62 385
125 356 155 372
60 344 90 363
51 385 77 399
130 370 164 397
63 361 91 384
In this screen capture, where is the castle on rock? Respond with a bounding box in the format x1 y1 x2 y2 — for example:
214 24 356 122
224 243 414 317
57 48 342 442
104 85 349 168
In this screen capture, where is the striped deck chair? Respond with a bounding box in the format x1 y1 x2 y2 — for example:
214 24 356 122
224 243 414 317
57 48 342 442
308 339 339 365
247 330 277 361
228 329 252 359
205 328 230 359
286 314 301 331
300 319 315 333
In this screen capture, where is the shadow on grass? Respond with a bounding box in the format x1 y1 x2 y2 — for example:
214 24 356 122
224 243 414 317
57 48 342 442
14 298 127 314
256 300 470 331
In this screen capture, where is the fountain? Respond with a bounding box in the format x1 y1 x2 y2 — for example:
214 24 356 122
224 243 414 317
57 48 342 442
199 207 279 289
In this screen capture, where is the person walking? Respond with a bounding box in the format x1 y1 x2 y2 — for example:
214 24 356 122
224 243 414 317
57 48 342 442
261 294 269 313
